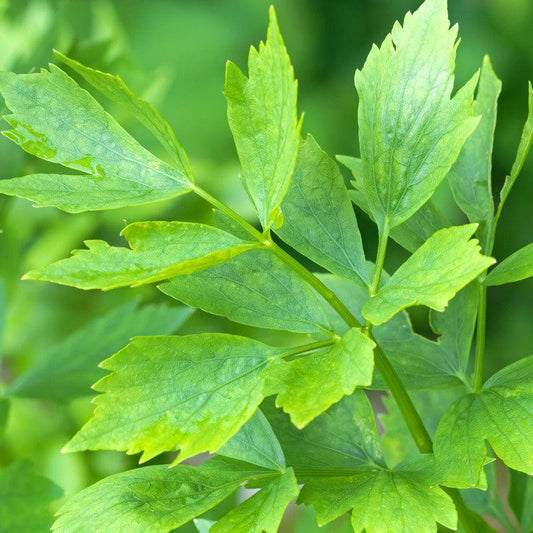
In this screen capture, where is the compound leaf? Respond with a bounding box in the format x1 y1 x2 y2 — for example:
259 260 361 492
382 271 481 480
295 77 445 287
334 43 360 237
484 243 533 286
0 66 191 211
53 458 269 533
225 7 301 228
63 334 278 463
218 409 286 471
355 0 479 230
160 248 337 336
264 328 375 428
434 355 533 488
276 135 368 284
25 222 255 290
0 461 62 533
448 56 501 245
300 458 457 533
7 301 191 403
362 224 494 325
54 51 192 176
211 468 299 533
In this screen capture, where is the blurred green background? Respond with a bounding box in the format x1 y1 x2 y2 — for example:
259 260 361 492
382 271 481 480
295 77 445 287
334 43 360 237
0 0 531 530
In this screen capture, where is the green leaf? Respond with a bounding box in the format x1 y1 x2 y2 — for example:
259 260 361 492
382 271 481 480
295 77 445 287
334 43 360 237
25 222 256 290
0 461 62 533
484 243 533 286
160 248 337 335
434 355 533 488
63 334 277 463
354 0 479 230
300 457 457 533
218 409 286 471
499 82 533 207
264 392 385 476
225 6 301 228
338 155 451 253
7 301 192 402
362 224 495 325
53 457 270 533
448 56 501 246
0 66 192 211
54 51 192 176
276 135 368 284
429 284 479 378
211 468 299 533
264 328 375 427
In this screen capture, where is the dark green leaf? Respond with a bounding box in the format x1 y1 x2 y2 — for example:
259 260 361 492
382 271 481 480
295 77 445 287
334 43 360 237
218 409 286 471
8 301 192 402
448 56 501 245
277 135 368 284
0 461 62 533
160 249 337 335
264 392 385 477
484 243 533 286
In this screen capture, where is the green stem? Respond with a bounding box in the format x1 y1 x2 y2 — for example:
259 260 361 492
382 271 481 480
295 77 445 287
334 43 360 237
370 219 390 296
375 347 433 453
473 283 487 392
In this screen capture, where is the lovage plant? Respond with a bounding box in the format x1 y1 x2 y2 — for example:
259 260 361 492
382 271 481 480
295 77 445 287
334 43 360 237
0 0 532 531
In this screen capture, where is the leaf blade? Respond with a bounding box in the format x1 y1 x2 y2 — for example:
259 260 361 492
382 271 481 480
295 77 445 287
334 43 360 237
54 50 192 176
211 469 299 533
53 458 266 533
225 7 301 228
276 135 368 283
25 222 255 290
0 66 192 211
355 0 479 229
265 328 375 427
484 243 533 286
362 224 495 325
63 334 277 463
448 56 501 245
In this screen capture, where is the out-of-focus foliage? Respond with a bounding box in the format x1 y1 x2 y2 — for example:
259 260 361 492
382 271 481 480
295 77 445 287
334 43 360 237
0 0 531 531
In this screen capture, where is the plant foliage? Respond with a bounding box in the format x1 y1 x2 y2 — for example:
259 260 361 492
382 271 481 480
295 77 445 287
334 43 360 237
0 0 532 531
